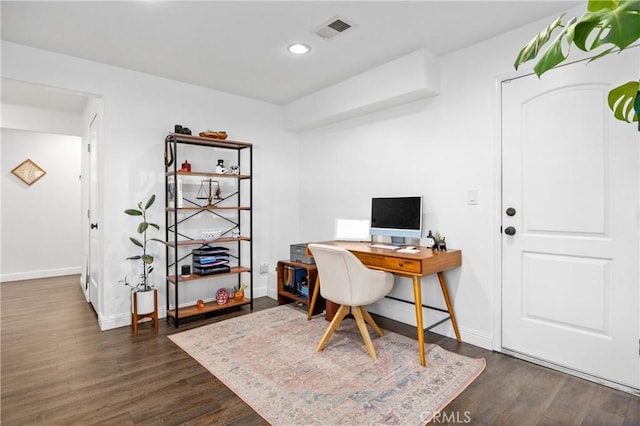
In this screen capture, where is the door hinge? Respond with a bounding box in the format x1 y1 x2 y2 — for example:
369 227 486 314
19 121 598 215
87 209 91 219
88 143 91 153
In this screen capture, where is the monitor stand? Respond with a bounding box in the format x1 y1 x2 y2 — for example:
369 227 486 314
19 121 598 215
391 236 404 246
371 236 421 247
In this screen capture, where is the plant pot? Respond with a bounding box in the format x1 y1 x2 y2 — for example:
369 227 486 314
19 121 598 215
234 291 244 300
132 289 156 315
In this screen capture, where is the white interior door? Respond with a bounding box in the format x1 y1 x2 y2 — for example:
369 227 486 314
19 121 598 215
88 113 100 313
501 50 639 390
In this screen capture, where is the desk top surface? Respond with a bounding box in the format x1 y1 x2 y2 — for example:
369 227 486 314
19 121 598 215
309 241 461 276
312 241 460 260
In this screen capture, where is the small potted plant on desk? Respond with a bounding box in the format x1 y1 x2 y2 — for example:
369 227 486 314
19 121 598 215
122 194 164 335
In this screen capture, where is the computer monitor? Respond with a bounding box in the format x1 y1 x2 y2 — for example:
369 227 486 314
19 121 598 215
370 196 422 241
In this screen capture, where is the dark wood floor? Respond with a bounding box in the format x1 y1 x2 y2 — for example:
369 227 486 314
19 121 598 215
1 275 638 425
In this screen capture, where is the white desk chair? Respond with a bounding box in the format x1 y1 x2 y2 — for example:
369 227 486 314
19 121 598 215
308 243 394 360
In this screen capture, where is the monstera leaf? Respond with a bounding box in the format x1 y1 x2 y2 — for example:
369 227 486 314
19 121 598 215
608 81 640 123
514 0 640 128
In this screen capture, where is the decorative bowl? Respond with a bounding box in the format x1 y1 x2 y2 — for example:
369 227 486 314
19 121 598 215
199 131 228 140
201 229 224 240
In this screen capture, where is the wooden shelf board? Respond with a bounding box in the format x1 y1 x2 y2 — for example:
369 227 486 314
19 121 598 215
167 297 251 319
279 260 316 269
165 237 250 247
167 266 251 283
166 206 251 211
166 171 250 179
278 289 311 306
167 133 252 149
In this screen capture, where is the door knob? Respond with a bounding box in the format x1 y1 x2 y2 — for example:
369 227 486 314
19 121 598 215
506 207 516 216
90 223 98 229
504 226 516 235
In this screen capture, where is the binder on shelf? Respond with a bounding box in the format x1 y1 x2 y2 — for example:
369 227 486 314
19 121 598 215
283 264 306 294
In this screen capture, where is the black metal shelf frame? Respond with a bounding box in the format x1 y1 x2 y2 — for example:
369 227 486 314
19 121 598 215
164 133 253 327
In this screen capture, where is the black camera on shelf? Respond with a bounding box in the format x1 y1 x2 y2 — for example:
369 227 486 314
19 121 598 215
174 124 192 135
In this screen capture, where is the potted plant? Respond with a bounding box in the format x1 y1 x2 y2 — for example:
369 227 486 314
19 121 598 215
232 283 246 300
122 194 163 333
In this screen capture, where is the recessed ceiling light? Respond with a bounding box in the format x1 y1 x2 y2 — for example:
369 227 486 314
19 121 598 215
288 43 311 55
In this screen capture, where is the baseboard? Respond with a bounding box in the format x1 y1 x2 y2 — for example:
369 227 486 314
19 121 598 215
99 288 270 331
368 297 493 350
99 306 169 331
0 267 82 283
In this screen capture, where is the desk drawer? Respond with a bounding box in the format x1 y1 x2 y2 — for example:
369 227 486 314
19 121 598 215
355 253 421 274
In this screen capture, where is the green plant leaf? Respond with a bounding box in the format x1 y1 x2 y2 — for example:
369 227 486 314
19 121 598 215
138 222 149 234
588 0 618 12
129 237 143 248
514 15 564 69
150 238 167 245
608 81 640 122
124 209 142 216
148 223 160 230
533 26 572 77
572 13 603 51
142 254 154 264
145 194 156 210
127 255 142 260
574 2 640 51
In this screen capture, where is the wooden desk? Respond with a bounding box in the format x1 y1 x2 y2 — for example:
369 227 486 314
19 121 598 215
306 241 462 366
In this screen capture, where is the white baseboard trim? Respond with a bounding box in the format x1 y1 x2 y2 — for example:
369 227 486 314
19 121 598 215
1 267 82 283
99 306 169 331
99 286 270 331
368 297 493 350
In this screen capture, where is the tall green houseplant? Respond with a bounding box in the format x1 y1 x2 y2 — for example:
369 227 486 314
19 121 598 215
123 194 162 292
514 0 640 128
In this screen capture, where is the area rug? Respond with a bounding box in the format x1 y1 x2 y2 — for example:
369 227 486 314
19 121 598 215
168 305 485 425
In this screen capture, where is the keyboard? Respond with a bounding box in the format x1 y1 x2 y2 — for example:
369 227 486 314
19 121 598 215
370 244 400 250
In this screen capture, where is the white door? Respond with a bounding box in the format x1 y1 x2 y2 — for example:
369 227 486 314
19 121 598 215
88 114 100 313
501 50 639 390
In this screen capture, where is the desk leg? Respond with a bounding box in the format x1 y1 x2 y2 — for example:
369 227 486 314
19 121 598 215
412 276 426 366
437 271 461 342
307 274 321 321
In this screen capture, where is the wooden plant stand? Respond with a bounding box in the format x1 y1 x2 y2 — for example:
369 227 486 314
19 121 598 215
132 289 159 335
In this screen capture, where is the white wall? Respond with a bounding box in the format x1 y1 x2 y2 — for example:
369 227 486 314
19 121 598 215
1 6 587 340
1 41 300 329
296 7 587 349
1 128 82 281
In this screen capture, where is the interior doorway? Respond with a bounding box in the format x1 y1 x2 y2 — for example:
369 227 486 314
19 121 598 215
0 79 103 321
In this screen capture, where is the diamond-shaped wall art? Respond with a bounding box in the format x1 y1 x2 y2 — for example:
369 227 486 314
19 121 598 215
11 159 46 186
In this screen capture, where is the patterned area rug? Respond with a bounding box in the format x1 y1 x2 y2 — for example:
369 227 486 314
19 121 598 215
169 305 485 425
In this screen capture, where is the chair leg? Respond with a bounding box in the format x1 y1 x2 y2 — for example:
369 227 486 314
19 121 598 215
353 306 377 360
316 304 349 353
361 308 384 337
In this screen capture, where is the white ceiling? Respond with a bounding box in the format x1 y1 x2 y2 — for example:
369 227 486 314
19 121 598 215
1 1 577 108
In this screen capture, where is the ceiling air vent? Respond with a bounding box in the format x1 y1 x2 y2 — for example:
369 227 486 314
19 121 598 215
314 16 355 40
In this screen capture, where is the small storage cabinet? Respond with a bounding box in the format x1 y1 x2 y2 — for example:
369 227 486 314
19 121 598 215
276 260 324 315
164 133 253 327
